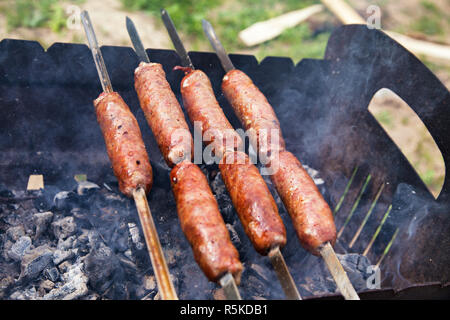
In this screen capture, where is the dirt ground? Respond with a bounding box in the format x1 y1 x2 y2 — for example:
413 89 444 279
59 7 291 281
0 0 449 197
0 0 171 49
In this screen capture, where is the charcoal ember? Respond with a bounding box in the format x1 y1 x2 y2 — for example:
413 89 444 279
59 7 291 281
33 211 53 238
226 223 241 249
42 261 88 300
146 188 176 224
6 225 25 241
0 275 15 299
73 229 90 256
51 216 76 240
135 274 157 299
296 255 337 297
128 222 144 251
82 293 100 300
110 221 129 252
337 253 372 291
32 186 60 212
39 279 55 293
57 235 76 251
8 236 32 261
9 286 38 300
164 248 179 266
84 243 124 296
52 249 75 265
20 245 54 279
85 198 130 250
0 184 14 198
76 181 100 196
304 165 325 186
2 240 14 260
143 274 156 291
173 263 206 299
210 170 226 195
58 261 72 274
53 191 79 211
43 267 60 282
242 275 267 299
210 172 234 221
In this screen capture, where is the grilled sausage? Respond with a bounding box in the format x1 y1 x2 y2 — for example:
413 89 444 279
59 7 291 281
135 62 193 167
269 151 336 255
94 91 153 197
221 70 336 255
221 69 285 156
219 151 286 255
177 67 243 159
171 159 243 283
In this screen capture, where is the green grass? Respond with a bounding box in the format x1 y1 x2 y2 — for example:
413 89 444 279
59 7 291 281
121 0 222 35
4 0 84 32
411 0 446 36
121 0 327 63
375 110 393 128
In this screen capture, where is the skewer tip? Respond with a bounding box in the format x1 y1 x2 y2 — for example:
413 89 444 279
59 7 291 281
202 19 212 31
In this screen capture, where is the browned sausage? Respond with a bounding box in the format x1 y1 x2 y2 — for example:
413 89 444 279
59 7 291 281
219 151 286 255
135 62 193 167
171 159 243 283
221 70 336 255
177 67 242 159
269 151 336 255
94 91 153 197
221 69 285 156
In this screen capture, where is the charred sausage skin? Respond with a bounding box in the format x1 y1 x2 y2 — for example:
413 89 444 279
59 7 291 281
269 151 336 255
179 68 243 159
171 159 243 283
94 91 153 197
135 62 193 167
221 69 337 254
221 69 285 156
219 151 286 255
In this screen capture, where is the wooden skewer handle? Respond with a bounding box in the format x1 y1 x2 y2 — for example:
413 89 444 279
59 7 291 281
133 187 178 300
319 242 360 300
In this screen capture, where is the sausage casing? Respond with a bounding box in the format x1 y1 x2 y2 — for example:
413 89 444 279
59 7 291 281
94 92 153 197
221 69 285 156
179 68 243 159
219 151 286 255
135 62 193 167
170 159 243 283
270 151 336 254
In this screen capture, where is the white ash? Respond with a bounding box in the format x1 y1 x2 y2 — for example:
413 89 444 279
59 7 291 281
51 217 76 240
20 245 54 280
33 211 53 238
303 164 325 185
128 222 144 250
7 236 32 261
76 181 100 196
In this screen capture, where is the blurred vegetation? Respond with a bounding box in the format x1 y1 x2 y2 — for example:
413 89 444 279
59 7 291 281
411 0 447 37
121 0 329 62
2 0 84 32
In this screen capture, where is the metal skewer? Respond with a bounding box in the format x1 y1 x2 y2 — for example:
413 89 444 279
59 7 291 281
126 15 241 300
81 10 178 301
161 10 300 300
202 18 360 300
